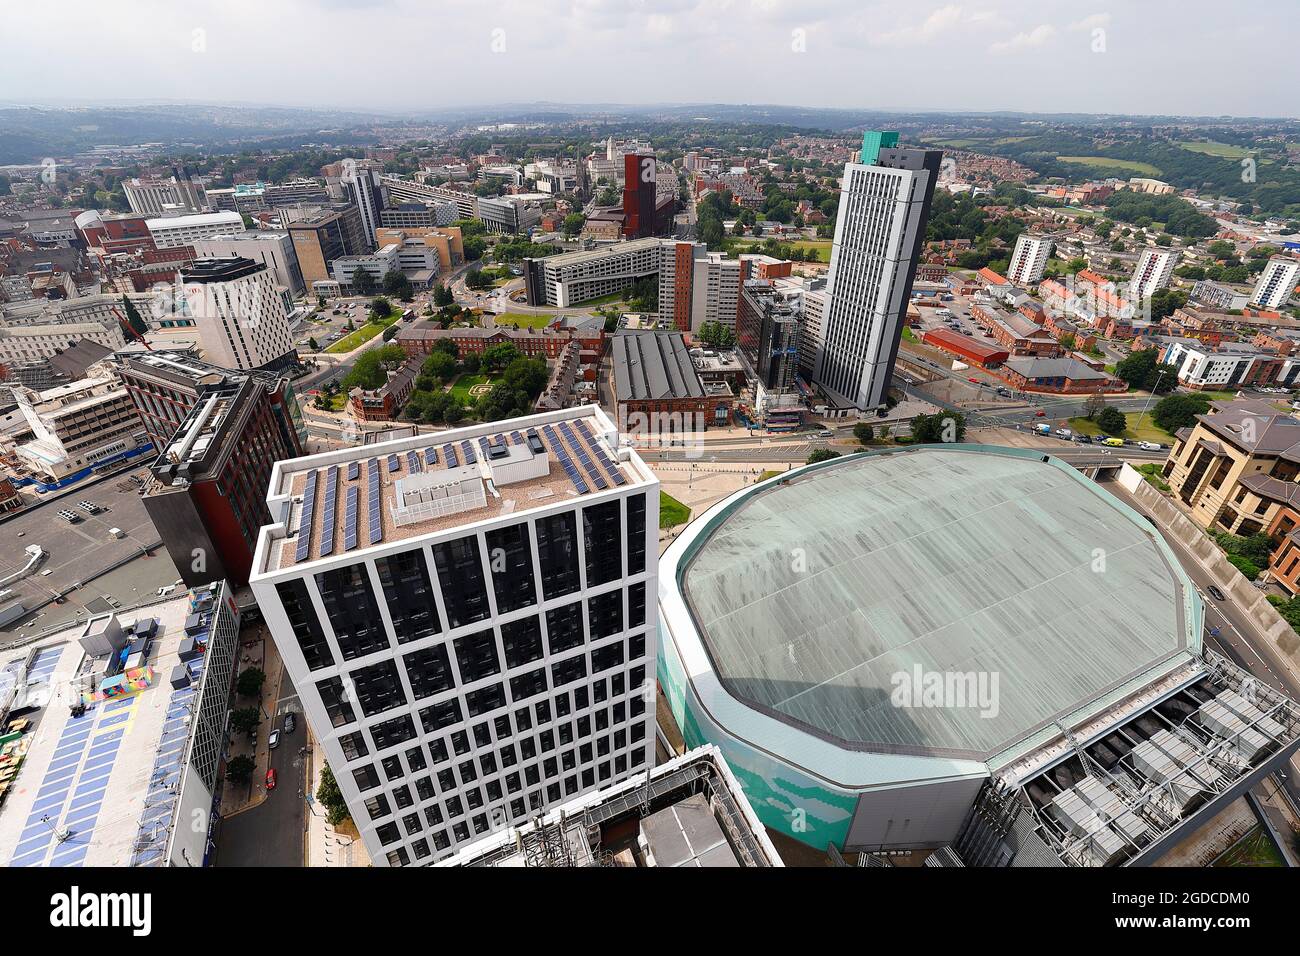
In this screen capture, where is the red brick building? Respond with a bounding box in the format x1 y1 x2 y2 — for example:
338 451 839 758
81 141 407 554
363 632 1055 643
349 360 419 421
921 328 1009 368
396 324 604 361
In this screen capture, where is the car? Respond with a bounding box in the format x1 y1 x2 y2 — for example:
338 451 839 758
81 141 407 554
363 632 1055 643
268 729 280 749
817 429 833 437
1073 434 1091 443
1137 441 1164 451
284 713 296 734
265 768 277 791
1035 410 1046 417
1207 585 1226 601
968 377 980 384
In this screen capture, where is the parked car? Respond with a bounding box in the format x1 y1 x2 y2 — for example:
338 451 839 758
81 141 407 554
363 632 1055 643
284 713 296 734
265 768 277 791
1035 410 1046 417
268 729 280 750
1207 585 1225 601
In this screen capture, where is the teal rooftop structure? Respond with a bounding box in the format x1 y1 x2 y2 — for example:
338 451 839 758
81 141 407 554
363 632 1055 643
860 130 899 165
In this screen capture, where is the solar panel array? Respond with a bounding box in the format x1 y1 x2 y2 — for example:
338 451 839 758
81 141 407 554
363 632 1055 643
542 424 589 495
577 420 627 486
444 444 459 468
347 461 359 482
344 485 359 551
294 469 319 562
387 453 400 474
510 430 524 444
478 436 491 459
407 451 422 473
319 466 339 557
558 420 608 490
461 440 478 465
367 459 383 544
425 446 439 465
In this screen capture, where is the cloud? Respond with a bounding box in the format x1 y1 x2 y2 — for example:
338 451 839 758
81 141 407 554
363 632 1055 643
1069 12 1111 31
988 23 1056 55
868 4 993 47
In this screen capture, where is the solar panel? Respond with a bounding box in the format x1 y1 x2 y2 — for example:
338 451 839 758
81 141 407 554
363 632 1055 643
347 461 359 482
407 451 422 473
319 466 339 557
543 425 589 494
461 440 478 465
578 420 627 485
510 431 524 444
478 436 491 458
387 453 400 473
558 420 607 490
344 485 359 551
444 444 459 468
425 447 439 465
367 459 383 544
294 469 319 562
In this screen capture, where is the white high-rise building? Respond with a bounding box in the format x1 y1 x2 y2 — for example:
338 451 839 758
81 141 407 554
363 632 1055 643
249 406 658 865
341 160 385 252
193 231 306 297
146 210 246 249
1128 247 1181 301
180 257 295 371
1250 257 1300 311
1007 234 1053 286
123 171 206 217
815 134 942 409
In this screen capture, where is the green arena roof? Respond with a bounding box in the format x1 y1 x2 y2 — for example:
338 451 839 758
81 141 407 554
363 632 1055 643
680 447 1197 761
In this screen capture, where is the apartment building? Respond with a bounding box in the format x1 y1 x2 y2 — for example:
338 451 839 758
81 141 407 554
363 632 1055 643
1163 399 1300 533
1007 234 1052 286
179 257 296 372
11 376 146 480
1250 257 1300 311
379 175 479 220
341 161 385 249
1160 339 1298 390
249 406 658 865
192 231 306 297
380 202 459 230
1129 248 1181 300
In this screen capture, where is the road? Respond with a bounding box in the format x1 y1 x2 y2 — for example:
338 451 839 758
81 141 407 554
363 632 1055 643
213 678 308 867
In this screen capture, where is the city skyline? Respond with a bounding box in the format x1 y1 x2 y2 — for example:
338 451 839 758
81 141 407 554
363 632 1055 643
1 1 1297 119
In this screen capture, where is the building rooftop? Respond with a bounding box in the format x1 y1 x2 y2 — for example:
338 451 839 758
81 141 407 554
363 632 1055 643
1199 399 1300 459
1004 357 1112 380
257 406 651 574
678 447 1198 761
611 331 705 402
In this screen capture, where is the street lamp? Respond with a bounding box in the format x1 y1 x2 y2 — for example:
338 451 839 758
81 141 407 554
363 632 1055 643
1133 369 1167 432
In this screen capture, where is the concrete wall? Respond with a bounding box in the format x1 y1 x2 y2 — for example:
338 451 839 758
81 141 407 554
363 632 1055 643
1119 462 1300 665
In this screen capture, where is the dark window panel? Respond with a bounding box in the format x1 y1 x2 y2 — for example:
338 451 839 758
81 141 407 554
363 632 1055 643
376 549 442 644
316 563 389 661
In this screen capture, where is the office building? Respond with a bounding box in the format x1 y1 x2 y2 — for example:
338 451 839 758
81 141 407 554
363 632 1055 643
249 407 658 866
145 373 306 587
1129 248 1181 301
689 253 742 332
11 376 146 481
622 153 656 240
179 257 296 372
122 169 206 217
814 132 943 409
374 227 464 272
659 444 1300 864
380 175 479 220
146 211 246 250
1249 257 1300 311
1006 234 1052 286
439 745 781 867
735 280 803 429
476 195 543 234
193 231 306 297
380 203 458 231
1159 339 1296 391
0 321 126 366
285 205 370 287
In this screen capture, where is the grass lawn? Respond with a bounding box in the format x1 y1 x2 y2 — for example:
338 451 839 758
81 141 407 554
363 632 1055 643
728 238 834 262
1178 140 1251 159
758 469 783 483
493 312 555 329
569 291 625 307
1197 389 1242 401
1068 414 1173 444
1214 826 1285 867
901 326 918 343
1056 156 1163 176
449 374 495 404
659 491 691 529
1135 463 1171 492
324 315 396 354
314 392 348 412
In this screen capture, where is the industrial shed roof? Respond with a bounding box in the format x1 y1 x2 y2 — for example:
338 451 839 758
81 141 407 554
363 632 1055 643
611 331 705 402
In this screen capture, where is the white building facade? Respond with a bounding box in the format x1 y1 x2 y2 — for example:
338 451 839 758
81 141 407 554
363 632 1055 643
180 257 295 371
146 211 246 249
1128 248 1181 301
249 407 659 865
1007 234 1053 286
1250 257 1300 311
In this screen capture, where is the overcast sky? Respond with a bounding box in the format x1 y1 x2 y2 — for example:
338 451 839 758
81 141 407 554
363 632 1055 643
4 0 1295 119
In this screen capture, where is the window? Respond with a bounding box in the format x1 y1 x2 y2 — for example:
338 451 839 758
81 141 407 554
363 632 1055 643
276 579 333 671
350 659 405 717
546 601 585 654
453 629 501 683
626 493 646 575
583 500 622 586
587 589 623 641
376 549 441 644
316 563 389 661
552 655 587 687
403 644 454 700
432 535 491 629
419 699 462 734
317 676 355 728
501 616 544 669
592 642 624 673
364 794 390 820
371 714 417 751
352 764 380 792
486 523 537 613
338 731 368 761
628 582 645 629
629 632 646 660
509 668 547 702
535 511 581 599
465 682 506 717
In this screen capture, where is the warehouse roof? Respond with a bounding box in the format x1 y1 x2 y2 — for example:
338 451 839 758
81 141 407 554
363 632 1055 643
1004 357 1112 381
611 331 704 402
679 447 1196 761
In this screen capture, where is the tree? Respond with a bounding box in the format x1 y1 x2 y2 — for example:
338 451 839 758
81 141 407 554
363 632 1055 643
351 269 376 295
433 283 455 308
481 342 522 375
341 343 407 390
1083 393 1107 421
421 350 457 383
1151 393 1211 432
382 269 414 301
308 336 319 351
119 296 148 335
853 423 873 445
807 448 841 464
225 754 256 784
1114 349 1177 393
236 667 266 698
316 763 352 826
561 212 586 237
230 707 260 739
912 412 966 444
465 268 492 291
370 296 393 320
1096 406 1127 436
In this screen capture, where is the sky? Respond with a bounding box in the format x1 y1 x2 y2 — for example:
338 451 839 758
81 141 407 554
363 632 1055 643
2 0 1295 119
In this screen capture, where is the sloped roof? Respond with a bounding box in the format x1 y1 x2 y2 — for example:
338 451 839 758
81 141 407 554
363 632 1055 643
611 331 704 402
